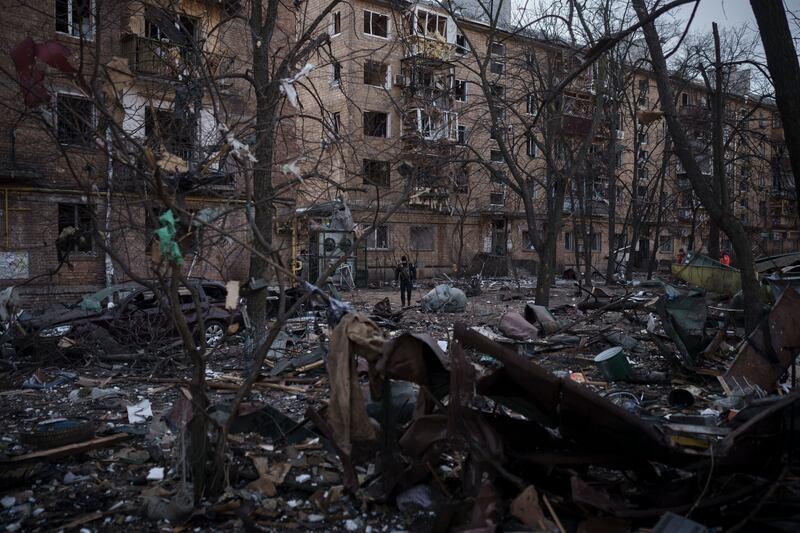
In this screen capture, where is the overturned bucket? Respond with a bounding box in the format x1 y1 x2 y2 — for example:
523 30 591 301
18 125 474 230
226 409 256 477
594 346 631 381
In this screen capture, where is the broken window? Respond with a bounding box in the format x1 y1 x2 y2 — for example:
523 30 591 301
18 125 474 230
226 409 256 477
332 61 341 84
659 237 673 252
453 79 467 102
490 41 505 56
363 111 389 137
490 84 505 98
57 94 94 146
363 60 388 87
416 10 447 39
332 11 341 35
366 225 389 249
490 149 503 163
58 203 93 253
145 107 194 160
454 166 468 193
203 284 227 302
489 192 505 205
491 219 506 255
490 61 504 75
410 226 434 250
364 10 388 37
362 159 390 186
56 0 93 39
144 6 197 42
522 230 536 250
456 32 468 54
456 124 467 145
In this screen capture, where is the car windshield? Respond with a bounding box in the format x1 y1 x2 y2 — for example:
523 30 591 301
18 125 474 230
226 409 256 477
77 285 137 311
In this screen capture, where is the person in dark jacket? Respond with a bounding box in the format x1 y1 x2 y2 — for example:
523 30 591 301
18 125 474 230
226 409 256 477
395 256 416 308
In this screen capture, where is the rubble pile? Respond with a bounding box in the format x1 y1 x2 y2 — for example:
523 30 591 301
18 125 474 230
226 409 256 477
1 271 800 531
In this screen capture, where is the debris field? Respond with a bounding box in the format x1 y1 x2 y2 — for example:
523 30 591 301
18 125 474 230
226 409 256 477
1 272 800 532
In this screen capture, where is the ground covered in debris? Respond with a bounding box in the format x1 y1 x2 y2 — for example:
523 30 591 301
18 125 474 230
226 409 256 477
2 276 800 531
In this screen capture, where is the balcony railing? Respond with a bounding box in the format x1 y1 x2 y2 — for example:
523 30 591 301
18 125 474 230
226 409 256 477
403 34 455 64
121 34 231 80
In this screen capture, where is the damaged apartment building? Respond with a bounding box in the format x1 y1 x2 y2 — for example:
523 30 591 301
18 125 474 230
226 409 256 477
293 0 798 282
0 0 276 305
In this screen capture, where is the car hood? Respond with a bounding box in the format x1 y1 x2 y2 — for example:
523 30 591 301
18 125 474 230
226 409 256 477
17 307 103 331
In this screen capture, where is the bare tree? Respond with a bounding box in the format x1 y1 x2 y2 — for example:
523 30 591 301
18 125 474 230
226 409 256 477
751 0 800 218
632 0 763 331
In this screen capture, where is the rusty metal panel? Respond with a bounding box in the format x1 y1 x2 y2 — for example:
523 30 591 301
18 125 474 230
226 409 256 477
722 289 800 392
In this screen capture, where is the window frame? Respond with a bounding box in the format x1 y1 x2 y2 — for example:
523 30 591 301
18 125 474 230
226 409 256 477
366 225 390 250
564 231 573 250
362 158 390 187
363 10 389 38
526 132 536 158
416 9 448 39
363 111 390 138
455 32 468 54
453 79 467 102
363 60 389 88
58 203 94 253
332 11 341 36
56 93 95 147
456 124 467 145
490 41 505 56
56 0 95 40
490 61 505 75
526 93 536 115
410 226 435 251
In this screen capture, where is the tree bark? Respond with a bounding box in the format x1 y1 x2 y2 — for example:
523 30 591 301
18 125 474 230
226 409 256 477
247 0 281 346
605 98 618 283
632 0 763 332
750 0 800 217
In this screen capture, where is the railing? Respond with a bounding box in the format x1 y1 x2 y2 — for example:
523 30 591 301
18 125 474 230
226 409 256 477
403 34 455 64
121 34 231 80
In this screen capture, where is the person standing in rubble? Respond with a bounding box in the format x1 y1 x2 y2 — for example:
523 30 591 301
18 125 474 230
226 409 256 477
395 256 416 308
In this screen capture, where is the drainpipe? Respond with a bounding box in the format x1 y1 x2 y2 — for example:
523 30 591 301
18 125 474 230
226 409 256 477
103 127 115 288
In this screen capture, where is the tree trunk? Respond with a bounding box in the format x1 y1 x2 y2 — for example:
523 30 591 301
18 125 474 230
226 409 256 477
246 0 281 346
750 0 800 217
633 0 763 332
605 100 618 284
708 22 726 261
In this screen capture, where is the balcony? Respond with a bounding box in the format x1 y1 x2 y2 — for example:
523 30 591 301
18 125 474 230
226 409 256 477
561 114 593 137
121 34 231 80
679 104 710 125
402 34 455 66
402 108 459 154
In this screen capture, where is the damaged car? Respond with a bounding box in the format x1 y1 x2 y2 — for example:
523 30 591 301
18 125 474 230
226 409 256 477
4 279 244 356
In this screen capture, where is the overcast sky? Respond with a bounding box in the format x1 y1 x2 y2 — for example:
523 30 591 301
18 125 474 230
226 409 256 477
676 0 800 36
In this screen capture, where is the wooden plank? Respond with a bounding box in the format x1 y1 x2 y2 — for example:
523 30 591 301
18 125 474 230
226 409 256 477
5 433 130 463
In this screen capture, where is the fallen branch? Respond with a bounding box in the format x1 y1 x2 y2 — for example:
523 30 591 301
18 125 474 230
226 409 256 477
5 433 130 463
552 293 634 335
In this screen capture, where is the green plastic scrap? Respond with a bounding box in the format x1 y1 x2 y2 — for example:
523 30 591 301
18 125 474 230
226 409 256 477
155 210 183 265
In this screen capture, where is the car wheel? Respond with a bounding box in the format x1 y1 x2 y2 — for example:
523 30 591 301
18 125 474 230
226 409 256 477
204 321 225 347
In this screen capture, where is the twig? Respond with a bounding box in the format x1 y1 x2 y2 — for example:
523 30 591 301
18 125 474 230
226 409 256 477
551 292 634 335
542 494 567 533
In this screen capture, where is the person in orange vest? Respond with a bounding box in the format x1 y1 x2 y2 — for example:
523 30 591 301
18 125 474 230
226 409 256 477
720 250 731 266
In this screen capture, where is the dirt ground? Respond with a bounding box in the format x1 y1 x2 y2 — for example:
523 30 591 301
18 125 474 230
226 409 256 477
0 275 794 531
